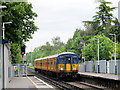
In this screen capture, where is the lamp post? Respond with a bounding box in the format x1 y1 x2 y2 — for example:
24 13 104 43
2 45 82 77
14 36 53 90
80 42 86 72
94 38 100 73
2 22 12 89
109 33 117 75
0 6 7 9
0 5 7 89
31 46 32 66
3 22 12 39
80 42 85 62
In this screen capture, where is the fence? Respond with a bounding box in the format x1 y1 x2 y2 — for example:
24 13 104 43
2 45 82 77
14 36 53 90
79 60 120 74
8 64 27 77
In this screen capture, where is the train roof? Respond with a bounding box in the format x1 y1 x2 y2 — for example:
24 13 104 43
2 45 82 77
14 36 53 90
34 52 77 61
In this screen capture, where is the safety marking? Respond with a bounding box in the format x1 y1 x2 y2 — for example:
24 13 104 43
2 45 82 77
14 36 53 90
27 76 40 88
34 76 53 88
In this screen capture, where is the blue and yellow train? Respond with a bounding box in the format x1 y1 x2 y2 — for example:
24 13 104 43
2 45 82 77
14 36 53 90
34 52 79 78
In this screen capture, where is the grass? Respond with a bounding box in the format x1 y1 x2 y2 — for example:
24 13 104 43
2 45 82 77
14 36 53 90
27 66 34 69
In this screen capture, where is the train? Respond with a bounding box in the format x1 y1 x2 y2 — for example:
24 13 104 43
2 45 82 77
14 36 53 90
34 52 79 78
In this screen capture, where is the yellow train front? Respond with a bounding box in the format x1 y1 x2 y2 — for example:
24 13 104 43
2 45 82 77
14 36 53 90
57 52 79 78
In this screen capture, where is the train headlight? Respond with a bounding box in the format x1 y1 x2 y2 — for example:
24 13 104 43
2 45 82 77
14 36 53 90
73 68 76 70
61 68 63 70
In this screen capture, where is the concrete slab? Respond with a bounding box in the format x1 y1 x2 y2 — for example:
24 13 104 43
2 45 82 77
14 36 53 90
8 77 36 88
8 76 55 89
78 72 119 80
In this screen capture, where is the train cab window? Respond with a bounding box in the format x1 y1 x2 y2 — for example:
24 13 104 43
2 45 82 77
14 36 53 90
66 57 71 64
60 58 64 64
73 58 77 64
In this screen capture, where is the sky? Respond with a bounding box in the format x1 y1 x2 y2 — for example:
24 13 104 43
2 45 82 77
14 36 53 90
26 0 119 53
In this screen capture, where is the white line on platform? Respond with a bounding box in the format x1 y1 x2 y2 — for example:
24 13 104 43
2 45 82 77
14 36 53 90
34 76 54 88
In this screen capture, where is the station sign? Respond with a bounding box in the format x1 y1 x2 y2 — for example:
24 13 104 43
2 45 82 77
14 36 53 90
111 53 115 56
21 65 24 68
12 66 17 71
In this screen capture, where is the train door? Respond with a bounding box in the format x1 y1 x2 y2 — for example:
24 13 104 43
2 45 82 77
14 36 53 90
65 56 72 72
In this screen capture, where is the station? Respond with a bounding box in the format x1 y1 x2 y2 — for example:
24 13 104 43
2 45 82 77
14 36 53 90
0 0 120 90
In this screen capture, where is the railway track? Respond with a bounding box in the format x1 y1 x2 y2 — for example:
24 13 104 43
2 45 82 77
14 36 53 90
27 68 108 90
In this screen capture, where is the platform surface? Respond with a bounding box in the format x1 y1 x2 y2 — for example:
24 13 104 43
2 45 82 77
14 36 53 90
8 76 54 89
8 77 36 88
78 72 120 80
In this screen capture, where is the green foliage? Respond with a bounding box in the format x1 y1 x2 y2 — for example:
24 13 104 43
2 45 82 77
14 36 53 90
2 2 38 64
81 35 114 61
64 29 84 59
27 66 34 69
10 43 22 64
2 2 38 42
83 1 116 35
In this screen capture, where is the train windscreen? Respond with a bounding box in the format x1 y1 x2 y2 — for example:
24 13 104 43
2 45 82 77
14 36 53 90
60 58 64 64
72 57 77 64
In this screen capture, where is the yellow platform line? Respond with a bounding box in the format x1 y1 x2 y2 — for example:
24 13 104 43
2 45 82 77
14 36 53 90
27 76 39 88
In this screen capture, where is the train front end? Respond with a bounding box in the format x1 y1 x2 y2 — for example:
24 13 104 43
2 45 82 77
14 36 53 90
57 52 79 78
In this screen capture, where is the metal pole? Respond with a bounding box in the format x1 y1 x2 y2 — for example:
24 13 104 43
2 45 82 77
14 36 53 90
2 44 5 88
18 64 20 77
22 55 24 76
26 64 27 76
98 39 100 73
115 34 117 75
31 46 32 66
83 43 86 72
3 23 5 39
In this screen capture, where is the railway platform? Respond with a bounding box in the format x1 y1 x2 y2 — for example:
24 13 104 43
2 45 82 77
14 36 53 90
78 72 120 89
8 76 54 89
78 72 120 80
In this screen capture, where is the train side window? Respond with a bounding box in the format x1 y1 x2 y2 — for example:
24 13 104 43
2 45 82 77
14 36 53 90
66 57 71 64
53 58 54 65
60 58 64 64
51 59 53 65
47 60 48 65
73 58 77 64
54 58 56 65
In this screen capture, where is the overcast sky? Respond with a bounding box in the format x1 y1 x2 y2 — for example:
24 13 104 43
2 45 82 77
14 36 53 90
26 0 119 53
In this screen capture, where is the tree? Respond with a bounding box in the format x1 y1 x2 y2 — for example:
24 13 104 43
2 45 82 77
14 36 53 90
2 2 38 63
83 1 116 35
64 29 85 59
51 36 64 51
81 35 115 61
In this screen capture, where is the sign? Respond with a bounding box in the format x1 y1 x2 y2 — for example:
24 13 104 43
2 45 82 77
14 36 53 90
14 66 17 70
12 66 17 71
79 65 82 67
111 53 115 56
82 56 85 59
21 65 24 68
